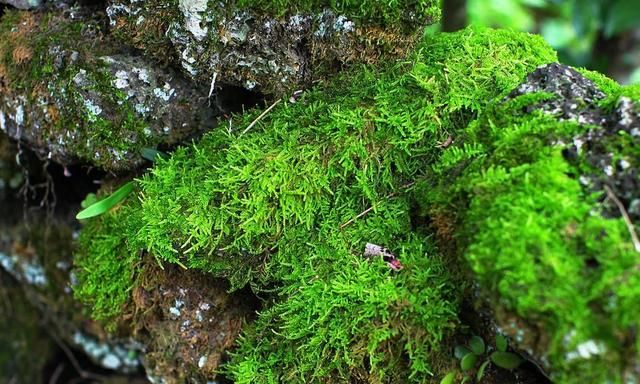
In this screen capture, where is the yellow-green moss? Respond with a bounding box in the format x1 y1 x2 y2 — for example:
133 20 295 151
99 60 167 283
75 27 561 382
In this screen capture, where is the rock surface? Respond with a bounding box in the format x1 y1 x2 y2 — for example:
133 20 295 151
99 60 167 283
107 0 439 96
0 7 219 172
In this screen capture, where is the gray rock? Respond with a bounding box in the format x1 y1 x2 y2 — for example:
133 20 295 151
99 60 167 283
1 0 44 9
0 9 219 172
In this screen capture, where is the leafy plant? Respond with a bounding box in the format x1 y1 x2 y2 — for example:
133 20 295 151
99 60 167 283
444 334 523 383
76 181 135 220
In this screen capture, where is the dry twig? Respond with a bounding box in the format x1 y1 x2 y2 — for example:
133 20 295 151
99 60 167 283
604 184 640 253
241 98 282 135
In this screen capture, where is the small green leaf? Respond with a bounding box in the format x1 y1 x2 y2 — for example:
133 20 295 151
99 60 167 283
477 360 490 382
469 336 485 355
141 147 169 162
491 351 523 370
76 181 134 220
440 372 455 384
461 353 478 371
455 345 472 360
495 334 508 352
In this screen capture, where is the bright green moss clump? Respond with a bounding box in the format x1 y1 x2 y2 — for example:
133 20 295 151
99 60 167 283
418 75 640 380
234 0 440 25
76 27 559 381
74 194 143 324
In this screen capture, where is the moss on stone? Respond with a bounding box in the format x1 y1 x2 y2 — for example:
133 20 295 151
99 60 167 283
0 9 216 172
416 60 640 381
107 0 440 96
74 188 143 325
233 0 440 25
75 27 563 382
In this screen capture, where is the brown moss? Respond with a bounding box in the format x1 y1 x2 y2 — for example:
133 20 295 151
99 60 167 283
11 45 32 64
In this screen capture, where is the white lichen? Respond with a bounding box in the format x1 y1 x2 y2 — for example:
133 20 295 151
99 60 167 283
179 0 209 41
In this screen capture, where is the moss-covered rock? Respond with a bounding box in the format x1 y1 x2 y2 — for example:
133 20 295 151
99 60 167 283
76 27 572 382
419 62 640 383
0 7 218 172
106 0 440 96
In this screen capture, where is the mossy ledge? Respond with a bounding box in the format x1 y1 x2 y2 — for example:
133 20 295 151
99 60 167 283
107 0 441 96
75 27 640 383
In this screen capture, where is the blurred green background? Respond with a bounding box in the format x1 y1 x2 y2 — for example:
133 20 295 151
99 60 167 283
443 0 640 84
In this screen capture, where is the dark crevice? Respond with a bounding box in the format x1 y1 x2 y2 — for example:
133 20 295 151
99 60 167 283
215 85 266 116
41 344 148 384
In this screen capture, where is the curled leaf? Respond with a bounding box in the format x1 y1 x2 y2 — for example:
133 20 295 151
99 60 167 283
76 181 134 220
477 360 491 382
141 147 169 162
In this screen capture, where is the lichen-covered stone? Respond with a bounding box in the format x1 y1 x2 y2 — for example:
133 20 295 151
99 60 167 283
107 0 440 96
0 8 219 172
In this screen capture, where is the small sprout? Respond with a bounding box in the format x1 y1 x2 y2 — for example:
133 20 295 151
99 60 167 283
495 334 508 353
453 333 523 381
76 181 134 220
469 335 485 355
490 351 523 370
440 372 455 384
460 352 477 371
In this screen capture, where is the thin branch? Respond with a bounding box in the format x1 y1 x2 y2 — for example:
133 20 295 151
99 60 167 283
48 363 65 384
604 184 640 253
340 182 415 229
241 98 282 135
46 329 107 382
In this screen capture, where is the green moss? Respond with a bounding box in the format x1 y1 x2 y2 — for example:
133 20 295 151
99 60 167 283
76 27 559 381
417 73 640 380
74 193 143 325
234 0 440 26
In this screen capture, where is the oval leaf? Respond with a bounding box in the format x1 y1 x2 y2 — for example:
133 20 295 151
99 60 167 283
491 351 523 370
469 336 485 355
76 181 134 220
477 360 491 382
461 352 478 371
495 334 508 352
440 372 455 384
455 345 472 360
